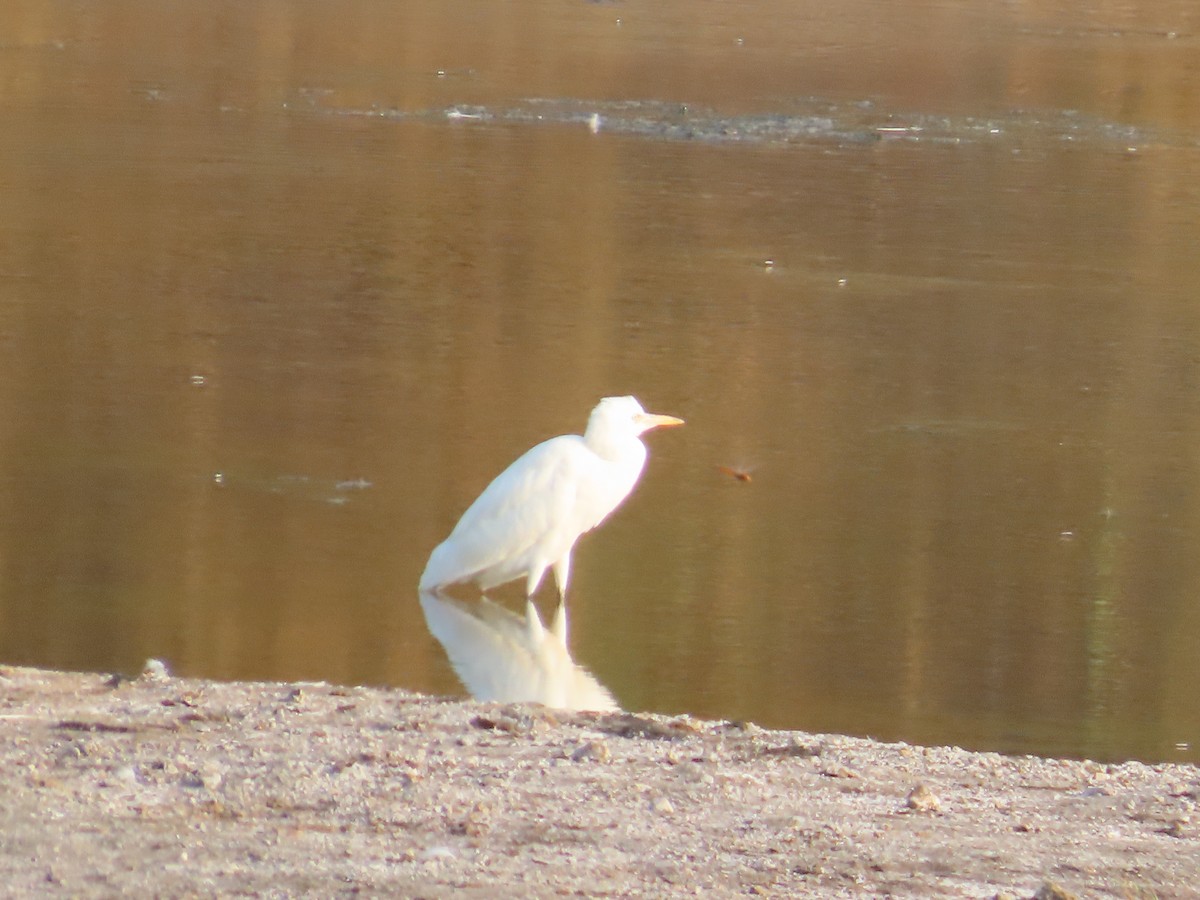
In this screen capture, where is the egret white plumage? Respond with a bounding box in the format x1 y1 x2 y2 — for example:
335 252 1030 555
419 395 684 600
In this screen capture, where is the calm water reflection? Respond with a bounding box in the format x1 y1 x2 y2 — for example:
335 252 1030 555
419 592 619 713
2 0 1199 764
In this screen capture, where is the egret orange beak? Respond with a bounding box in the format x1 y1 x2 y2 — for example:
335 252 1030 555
636 413 685 431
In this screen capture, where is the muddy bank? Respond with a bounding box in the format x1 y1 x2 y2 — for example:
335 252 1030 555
0 665 1195 898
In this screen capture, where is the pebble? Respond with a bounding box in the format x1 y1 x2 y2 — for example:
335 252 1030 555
905 783 941 813
141 659 170 680
650 796 675 815
1032 882 1078 900
571 739 612 763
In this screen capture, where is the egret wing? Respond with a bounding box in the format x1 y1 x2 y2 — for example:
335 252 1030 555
422 436 590 591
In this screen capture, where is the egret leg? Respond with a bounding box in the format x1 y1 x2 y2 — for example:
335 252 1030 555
551 554 571 601
524 564 548 599
549 554 572 645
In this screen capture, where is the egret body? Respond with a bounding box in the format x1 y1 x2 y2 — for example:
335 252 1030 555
420 395 683 600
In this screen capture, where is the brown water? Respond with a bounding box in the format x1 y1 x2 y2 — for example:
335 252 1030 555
2 0 1199 763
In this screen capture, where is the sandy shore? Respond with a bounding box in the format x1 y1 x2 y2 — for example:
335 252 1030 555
0 664 1195 898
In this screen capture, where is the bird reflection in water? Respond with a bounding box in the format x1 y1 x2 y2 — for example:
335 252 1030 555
419 590 618 712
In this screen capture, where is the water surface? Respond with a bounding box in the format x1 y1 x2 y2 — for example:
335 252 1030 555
2 0 1199 764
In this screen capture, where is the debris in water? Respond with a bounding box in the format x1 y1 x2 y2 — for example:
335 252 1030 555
716 465 753 483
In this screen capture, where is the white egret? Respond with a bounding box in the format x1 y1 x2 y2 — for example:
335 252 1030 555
419 591 618 712
419 395 684 600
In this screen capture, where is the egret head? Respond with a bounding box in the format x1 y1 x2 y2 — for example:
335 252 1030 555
587 396 685 442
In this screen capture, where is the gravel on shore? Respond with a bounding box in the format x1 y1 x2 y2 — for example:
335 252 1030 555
0 664 1195 898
